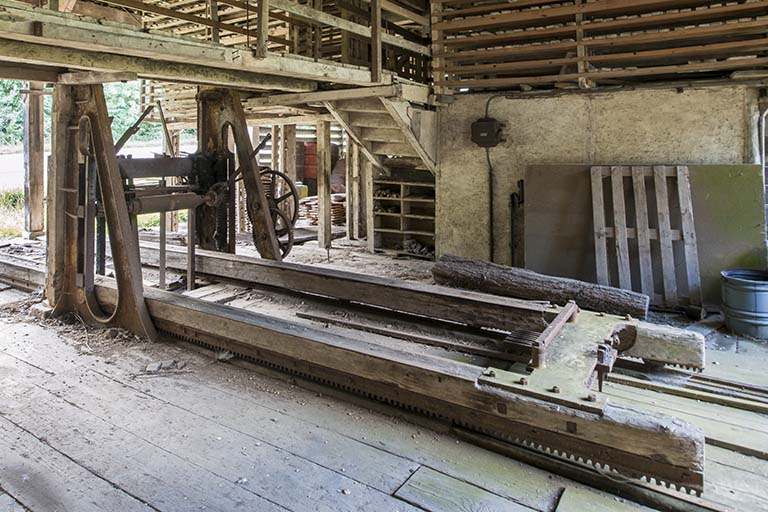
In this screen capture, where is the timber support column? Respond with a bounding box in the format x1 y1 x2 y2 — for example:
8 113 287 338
46 83 157 341
316 121 332 249
198 88 282 260
23 81 45 239
282 124 297 182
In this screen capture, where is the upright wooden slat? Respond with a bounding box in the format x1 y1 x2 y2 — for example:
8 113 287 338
610 166 631 290
282 124 297 181
653 166 678 306
590 166 609 286
631 166 654 297
255 0 269 57
365 160 375 253
351 143 365 239
23 81 45 239
370 0 382 82
316 121 332 249
345 143 354 235
676 165 703 306
270 125 280 170
208 0 220 43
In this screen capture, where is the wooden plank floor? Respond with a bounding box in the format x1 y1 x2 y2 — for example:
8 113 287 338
2 286 767 511
0 290 654 512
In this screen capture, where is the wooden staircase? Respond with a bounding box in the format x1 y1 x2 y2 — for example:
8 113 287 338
324 94 437 174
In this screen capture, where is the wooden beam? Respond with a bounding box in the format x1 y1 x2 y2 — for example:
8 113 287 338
0 39 314 92
0 1 380 86
434 0 724 32
323 101 383 170
438 56 768 88
136 242 550 331
58 70 137 84
316 120 332 250
380 0 428 26
0 62 59 82
23 81 45 239
216 0 429 55
243 84 400 108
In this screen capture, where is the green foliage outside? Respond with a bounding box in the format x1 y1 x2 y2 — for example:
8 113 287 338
0 81 27 146
0 80 166 147
0 189 24 209
0 189 24 238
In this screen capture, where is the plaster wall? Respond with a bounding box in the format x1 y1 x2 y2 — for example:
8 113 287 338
436 86 760 264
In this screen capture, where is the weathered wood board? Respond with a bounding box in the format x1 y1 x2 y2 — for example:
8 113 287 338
525 164 767 306
395 466 535 511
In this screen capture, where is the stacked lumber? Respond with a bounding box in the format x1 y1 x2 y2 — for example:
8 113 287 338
432 0 768 91
299 194 346 226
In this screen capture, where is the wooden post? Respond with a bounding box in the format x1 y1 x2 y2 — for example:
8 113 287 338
313 0 322 60
163 128 180 232
364 159 375 253
356 143 367 240
46 85 72 306
255 0 269 57
430 0 445 96
575 0 594 89
282 124 297 182
316 121 332 249
23 81 45 239
345 141 353 238
271 125 280 171
208 0 220 43
370 0 382 83
346 142 365 240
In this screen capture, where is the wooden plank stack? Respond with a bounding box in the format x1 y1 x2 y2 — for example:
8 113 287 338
591 165 702 309
299 194 347 226
432 0 768 91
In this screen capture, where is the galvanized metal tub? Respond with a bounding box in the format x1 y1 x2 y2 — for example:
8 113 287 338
722 269 768 339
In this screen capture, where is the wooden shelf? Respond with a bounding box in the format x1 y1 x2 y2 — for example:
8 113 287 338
401 196 435 203
371 174 436 260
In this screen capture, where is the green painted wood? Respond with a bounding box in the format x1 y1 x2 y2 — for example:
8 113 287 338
605 383 768 459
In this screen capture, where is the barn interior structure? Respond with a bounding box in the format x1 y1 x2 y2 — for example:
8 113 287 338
2 0 768 510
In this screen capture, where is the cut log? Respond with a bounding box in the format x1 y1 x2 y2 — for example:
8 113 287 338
432 254 650 320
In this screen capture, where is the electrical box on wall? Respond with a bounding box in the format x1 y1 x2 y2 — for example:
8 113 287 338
471 117 505 148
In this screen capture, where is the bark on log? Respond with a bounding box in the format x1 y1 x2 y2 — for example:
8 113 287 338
432 254 650 320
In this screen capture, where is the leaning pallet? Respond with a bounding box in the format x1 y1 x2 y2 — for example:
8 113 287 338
590 165 702 309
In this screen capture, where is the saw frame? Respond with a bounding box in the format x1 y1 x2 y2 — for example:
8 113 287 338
42 83 709 500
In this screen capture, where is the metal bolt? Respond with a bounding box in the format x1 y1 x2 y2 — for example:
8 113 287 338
551 386 560 394
518 377 528 386
483 369 496 378
586 393 597 402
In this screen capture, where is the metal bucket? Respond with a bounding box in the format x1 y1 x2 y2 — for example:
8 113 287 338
721 269 768 339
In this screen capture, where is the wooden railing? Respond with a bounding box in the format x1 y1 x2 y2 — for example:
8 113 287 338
432 0 768 92
90 0 430 83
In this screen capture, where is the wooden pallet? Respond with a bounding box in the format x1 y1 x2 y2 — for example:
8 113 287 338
591 165 702 308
